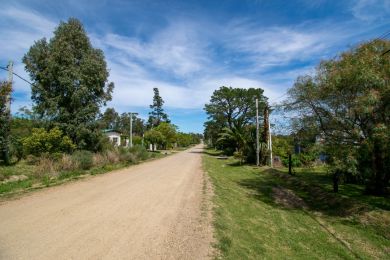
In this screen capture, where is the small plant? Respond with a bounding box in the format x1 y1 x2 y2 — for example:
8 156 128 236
72 150 93 170
58 154 79 171
92 153 107 167
106 150 120 164
25 154 39 165
35 156 58 178
129 145 149 161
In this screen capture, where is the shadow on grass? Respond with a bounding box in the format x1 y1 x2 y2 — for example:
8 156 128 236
238 168 372 217
189 149 223 157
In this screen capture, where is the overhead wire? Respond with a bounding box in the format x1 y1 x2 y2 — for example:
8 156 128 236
0 66 35 86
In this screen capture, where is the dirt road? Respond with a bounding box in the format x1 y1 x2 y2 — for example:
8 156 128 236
0 145 213 259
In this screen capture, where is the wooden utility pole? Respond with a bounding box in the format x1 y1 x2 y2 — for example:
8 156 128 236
268 107 273 168
263 105 273 167
256 99 259 166
263 106 269 166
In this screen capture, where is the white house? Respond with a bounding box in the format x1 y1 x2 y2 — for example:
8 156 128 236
103 129 121 146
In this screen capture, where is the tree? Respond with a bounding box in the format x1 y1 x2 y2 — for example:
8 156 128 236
148 88 170 128
155 122 177 149
23 18 114 151
99 108 120 130
204 86 268 161
118 113 145 137
285 39 390 195
205 87 267 131
144 129 164 151
0 81 11 164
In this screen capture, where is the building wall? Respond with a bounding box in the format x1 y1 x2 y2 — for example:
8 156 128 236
105 132 121 146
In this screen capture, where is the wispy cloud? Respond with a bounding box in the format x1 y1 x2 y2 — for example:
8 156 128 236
99 20 211 77
351 0 390 22
1 1 389 132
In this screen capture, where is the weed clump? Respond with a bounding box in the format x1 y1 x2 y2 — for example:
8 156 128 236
72 150 93 170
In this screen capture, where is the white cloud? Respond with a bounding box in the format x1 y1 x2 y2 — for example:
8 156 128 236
220 20 347 70
0 6 56 58
99 20 211 77
351 0 390 21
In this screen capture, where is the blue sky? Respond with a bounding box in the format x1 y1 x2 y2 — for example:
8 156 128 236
0 0 389 133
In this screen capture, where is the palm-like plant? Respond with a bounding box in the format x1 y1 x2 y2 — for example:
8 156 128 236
217 126 247 164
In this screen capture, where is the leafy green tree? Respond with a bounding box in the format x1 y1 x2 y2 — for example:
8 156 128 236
285 39 390 195
0 81 11 164
155 122 177 149
204 86 268 161
144 129 164 150
205 86 267 130
118 113 145 137
23 18 114 150
148 88 170 128
22 127 76 156
99 108 120 130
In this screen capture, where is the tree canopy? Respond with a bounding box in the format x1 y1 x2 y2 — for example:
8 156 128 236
23 18 114 150
148 88 170 128
285 39 390 195
204 86 268 162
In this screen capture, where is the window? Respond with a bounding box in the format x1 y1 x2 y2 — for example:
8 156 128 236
113 137 118 145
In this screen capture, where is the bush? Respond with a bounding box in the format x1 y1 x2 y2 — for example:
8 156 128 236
35 156 58 178
25 154 39 165
72 150 93 170
58 154 79 171
92 153 108 167
22 127 76 156
106 150 120 164
129 145 149 161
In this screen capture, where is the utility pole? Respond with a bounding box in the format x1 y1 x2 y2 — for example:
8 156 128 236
129 112 132 148
129 112 138 148
268 107 273 168
263 105 273 168
256 98 259 166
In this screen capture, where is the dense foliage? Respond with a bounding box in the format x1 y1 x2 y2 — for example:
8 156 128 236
285 39 390 195
204 86 268 163
22 127 76 156
0 81 11 164
148 88 170 128
23 18 114 150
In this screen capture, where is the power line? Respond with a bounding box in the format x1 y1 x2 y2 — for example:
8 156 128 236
0 66 34 86
377 30 390 40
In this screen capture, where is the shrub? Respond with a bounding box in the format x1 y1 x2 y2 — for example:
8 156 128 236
58 154 79 171
106 150 120 164
129 145 149 161
72 150 93 170
35 156 58 178
22 127 76 156
92 153 107 167
25 154 39 165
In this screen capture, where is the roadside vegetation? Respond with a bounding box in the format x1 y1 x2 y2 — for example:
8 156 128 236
204 151 390 259
204 39 389 196
204 39 389 258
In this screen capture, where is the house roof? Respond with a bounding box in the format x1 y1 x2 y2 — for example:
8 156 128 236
102 129 121 134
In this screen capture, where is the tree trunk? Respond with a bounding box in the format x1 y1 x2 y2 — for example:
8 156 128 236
333 170 340 193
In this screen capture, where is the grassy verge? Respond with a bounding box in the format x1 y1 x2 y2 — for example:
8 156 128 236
0 152 165 198
203 150 390 259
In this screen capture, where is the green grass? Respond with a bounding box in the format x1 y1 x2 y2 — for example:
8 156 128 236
204 150 390 259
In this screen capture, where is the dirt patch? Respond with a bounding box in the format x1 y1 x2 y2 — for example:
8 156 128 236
272 186 307 209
